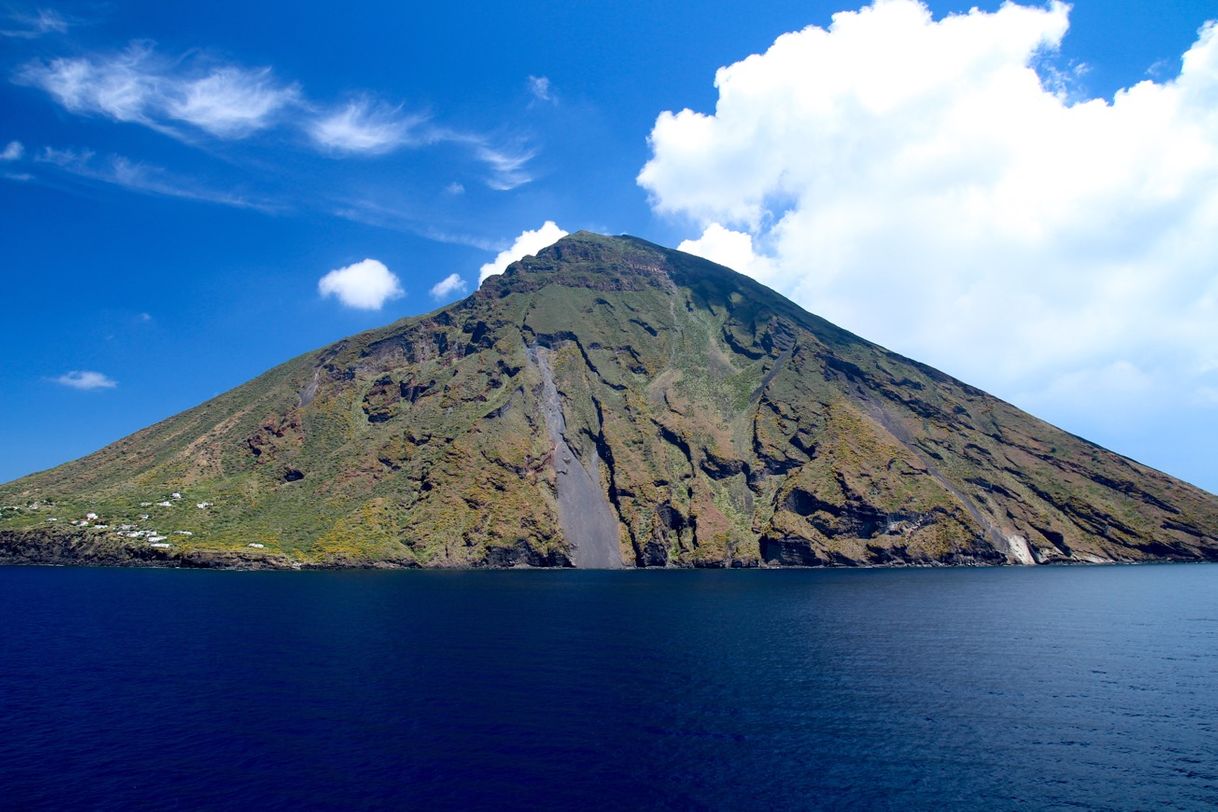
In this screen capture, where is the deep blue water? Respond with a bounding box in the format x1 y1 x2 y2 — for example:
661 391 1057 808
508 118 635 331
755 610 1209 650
1 565 1216 810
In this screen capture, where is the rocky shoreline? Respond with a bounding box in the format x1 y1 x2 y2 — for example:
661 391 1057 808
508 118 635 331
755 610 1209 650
0 530 417 571
3 528 1214 571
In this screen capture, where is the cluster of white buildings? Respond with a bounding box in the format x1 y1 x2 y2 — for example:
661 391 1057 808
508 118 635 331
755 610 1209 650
63 491 217 549
6 492 275 554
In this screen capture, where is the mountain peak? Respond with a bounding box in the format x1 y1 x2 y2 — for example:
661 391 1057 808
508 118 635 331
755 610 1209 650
3 234 1217 569
480 231 677 298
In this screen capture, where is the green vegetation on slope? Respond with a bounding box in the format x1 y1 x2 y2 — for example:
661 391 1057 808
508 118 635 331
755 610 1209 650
3 232 1217 568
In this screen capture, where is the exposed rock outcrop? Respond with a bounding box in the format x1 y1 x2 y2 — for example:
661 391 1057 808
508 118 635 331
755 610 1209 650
3 232 1216 568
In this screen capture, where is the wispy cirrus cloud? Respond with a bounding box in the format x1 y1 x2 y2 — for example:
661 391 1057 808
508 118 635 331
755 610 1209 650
36 146 283 211
15 40 538 189
18 46 157 126
166 66 301 137
16 44 300 139
463 139 535 191
306 99 535 187
332 197 502 250
1 7 71 39
2 140 31 180
527 75 554 104
308 97 429 154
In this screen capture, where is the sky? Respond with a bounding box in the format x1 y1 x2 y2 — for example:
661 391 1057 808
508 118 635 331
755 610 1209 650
2 0 1216 493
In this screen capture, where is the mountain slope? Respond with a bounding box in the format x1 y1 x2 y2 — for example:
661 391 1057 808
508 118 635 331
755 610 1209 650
3 232 1217 568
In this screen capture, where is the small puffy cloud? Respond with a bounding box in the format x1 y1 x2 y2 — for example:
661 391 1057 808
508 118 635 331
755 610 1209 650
17 45 298 139
0 141 22 161
678 223 774 282
640 0 1218 449
445 181 465 195
527 75 554 103
318 258 403 310
53 370 117 390
479 221 568 284
309 98 425 154
429 273 468 300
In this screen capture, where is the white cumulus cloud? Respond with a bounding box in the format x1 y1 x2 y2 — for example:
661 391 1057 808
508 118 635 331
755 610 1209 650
429 273 468 300
0 141 22 161
318 259 403 310
678 223 775 282
478 221 568 284
53 370 117 390
640 0 1218 442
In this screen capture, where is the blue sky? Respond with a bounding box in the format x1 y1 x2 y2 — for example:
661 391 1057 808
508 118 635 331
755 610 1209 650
2 0 1217 493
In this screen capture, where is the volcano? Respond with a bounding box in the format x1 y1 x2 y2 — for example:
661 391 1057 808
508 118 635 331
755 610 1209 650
3 232 1216 568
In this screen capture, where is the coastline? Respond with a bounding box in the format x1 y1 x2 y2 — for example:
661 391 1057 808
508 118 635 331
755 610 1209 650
4 528 1215 571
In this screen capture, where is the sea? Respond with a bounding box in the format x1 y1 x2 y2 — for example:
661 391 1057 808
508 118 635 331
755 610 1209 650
1 564 1215 810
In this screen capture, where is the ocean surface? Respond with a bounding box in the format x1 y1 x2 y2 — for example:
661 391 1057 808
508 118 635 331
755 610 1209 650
1 565 1216 810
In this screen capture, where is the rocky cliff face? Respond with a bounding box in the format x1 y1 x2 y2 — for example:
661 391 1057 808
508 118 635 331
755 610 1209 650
3 232 1217 568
